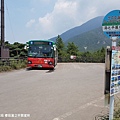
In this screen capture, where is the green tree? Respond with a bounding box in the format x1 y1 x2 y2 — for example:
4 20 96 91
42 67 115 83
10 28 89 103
6 42 27 58
118 41 120 46
80 51 93 62
5 41 10 45
55 35 65 57
66 42 79 56
92 47 105 63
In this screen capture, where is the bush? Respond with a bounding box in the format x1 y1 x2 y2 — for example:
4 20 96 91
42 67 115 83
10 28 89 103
114 108 120 120
10 60 26 69
0 59 27 72
0 66 11 72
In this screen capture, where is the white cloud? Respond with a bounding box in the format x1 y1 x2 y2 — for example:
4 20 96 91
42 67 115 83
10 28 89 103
37 0 79 39
26 19 35 28
27 0 120 39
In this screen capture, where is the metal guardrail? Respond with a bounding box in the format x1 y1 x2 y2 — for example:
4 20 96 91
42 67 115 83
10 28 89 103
58 56 105 63
0 56 105 66
0 57 27 66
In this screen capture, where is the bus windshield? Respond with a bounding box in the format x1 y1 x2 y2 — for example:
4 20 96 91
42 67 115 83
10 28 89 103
28 45 54 58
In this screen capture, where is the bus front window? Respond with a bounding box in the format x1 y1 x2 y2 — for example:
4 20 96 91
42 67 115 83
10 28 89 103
28 45 53 58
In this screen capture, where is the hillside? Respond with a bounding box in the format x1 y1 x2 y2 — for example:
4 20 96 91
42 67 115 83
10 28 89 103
65 27 112 52
49 16 120 51
50 16 104 42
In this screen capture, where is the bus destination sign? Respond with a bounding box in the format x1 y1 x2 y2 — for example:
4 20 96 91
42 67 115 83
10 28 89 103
30 41 52 45
102 10 120 39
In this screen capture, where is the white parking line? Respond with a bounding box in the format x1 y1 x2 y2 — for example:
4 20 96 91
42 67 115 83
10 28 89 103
53 96 104 120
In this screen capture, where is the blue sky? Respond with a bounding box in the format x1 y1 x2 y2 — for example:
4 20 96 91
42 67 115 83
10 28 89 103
3 0 120 43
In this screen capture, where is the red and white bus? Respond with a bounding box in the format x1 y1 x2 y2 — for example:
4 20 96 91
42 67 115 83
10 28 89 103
26 40 58 70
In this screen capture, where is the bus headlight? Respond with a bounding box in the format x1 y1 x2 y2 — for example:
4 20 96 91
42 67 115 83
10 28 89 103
48 61 53 65
28 60 32 64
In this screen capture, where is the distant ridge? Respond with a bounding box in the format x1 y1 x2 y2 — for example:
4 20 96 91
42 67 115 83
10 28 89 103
65 27 112 52
50 16 104 42
49 16 117 52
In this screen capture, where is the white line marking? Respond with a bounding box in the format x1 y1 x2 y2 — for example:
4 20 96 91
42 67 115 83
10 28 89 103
53 118 60 120
53 96 104 120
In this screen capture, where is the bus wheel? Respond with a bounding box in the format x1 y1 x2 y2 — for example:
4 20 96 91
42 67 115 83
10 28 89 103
50 67 54 71
26 67 32 71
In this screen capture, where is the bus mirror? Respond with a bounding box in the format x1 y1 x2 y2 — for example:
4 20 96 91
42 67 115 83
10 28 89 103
54 47 56 51
24 45 27 49
24 42 29 49
24 45 29 49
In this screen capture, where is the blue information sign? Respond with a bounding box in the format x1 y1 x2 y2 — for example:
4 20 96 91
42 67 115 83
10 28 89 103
102 10 120 39
110 46 120 96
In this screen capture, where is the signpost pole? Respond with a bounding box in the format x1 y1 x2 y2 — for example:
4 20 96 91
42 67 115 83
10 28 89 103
102 10 120 120
109 95 114 120
109 38 117 120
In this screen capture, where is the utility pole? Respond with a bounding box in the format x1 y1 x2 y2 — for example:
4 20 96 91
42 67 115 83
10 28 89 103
0 0 9 58
1 0 4 46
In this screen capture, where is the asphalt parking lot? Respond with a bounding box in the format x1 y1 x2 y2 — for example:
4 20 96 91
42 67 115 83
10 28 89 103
0 63 108 120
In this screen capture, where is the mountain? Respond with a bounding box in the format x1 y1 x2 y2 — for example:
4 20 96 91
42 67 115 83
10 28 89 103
50 16 104 42
65 27 112 52
50 16 120 51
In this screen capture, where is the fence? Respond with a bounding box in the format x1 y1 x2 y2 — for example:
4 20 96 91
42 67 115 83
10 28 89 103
0 57 27 66
58 56 105 63
0 55 105 71
0 55 105 67
0 58 27 72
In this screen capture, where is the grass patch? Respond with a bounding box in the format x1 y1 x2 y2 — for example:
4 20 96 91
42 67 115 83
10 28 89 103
94 96 120 120
0 60 27 72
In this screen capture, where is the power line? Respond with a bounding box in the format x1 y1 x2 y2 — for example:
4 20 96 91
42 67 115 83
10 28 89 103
6 3 15 42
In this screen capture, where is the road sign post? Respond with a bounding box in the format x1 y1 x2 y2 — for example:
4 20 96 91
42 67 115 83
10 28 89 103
109 38 117 120
102 10 120 120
